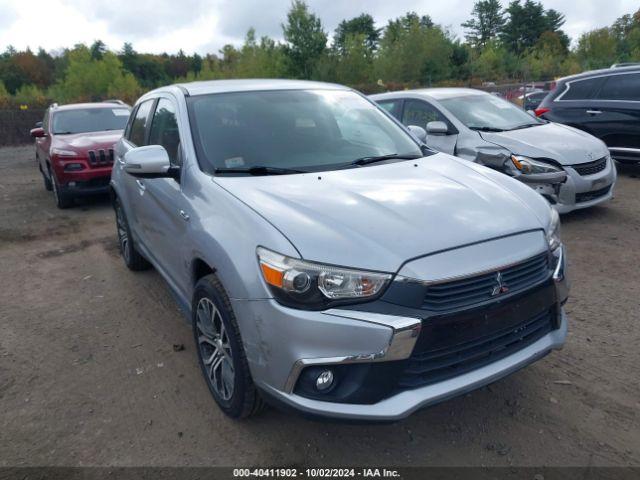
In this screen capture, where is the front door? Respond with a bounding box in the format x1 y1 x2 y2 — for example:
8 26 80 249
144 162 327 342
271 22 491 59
402 100 458 155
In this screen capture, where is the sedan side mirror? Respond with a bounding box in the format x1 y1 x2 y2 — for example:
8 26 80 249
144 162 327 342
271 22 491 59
426 121 448 136
30 127 46 138
124 145 176 178
407 125 427 143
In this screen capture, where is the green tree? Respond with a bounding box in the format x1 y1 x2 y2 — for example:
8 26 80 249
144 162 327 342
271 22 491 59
282 0 327 79
90 40 107 60
376 14 453 85
333 14 380 54
335 34 374 85
50 46 141 103
501 0 568 55
0 80 11 106
575 28 618 70
14 84 47 107
461 0 506 49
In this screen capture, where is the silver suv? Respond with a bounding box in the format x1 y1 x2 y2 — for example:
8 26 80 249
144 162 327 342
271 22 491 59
110 80 569 421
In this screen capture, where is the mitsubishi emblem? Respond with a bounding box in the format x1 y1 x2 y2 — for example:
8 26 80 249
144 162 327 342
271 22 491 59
491 271 509 296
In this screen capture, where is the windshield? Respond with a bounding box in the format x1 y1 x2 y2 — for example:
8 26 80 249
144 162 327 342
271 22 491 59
187 89 422 174
439 94 544 131
52 108 130 134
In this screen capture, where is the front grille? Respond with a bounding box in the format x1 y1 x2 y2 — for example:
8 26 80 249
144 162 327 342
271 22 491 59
88 149 114 167
571 157 607 176
576 185 611 203
398 308 555 389
421 252 550 313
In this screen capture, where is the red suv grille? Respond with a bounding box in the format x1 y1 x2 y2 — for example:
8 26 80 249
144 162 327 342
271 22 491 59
88 149 114 167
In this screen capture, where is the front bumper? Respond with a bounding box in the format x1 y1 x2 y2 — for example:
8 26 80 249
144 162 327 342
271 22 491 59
261 309 567 421
554 159 617 214
231 247 569 421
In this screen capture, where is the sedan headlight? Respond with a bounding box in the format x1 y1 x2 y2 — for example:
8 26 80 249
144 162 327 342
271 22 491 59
257 247 392 310
51 148 78 157
546 207 562 251
511 155 561 174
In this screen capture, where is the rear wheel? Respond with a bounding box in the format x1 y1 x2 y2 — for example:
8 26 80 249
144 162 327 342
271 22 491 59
114 197 150 271
193 274 264 419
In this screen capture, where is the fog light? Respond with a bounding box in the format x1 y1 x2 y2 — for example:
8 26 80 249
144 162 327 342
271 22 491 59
64 163 84 172
315 370 334 391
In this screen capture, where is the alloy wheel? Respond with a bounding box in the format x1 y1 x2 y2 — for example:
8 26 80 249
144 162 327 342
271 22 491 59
196 297 235 401
115 204 130 264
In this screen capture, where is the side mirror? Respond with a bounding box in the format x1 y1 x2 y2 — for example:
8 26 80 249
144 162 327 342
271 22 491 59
30 127 46 138
426 121 448 136
124 145 174 178
407 125 427 143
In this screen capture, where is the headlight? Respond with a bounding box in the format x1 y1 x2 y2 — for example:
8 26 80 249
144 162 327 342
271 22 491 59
256 247 392 310
511 155 561 174
546 207 562 251
51 148 78 157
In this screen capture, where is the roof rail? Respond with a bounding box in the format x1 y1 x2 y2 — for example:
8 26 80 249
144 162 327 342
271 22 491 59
103 99 128 106
50 102 59 109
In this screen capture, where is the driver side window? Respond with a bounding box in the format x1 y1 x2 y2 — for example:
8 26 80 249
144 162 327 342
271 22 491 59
402 100 447 129
148 98 182 166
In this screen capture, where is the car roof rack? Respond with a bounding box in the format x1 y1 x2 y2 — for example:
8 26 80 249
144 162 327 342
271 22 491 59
103 99 129 106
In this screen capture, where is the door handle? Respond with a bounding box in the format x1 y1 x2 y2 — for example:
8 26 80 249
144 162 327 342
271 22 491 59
586 110 602 115
179 210 190 221
135 179 146 191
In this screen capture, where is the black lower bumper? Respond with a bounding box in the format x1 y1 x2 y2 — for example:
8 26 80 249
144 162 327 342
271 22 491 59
60 177 111 197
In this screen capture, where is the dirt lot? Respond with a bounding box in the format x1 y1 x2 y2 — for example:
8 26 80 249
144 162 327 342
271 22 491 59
1 145 639 467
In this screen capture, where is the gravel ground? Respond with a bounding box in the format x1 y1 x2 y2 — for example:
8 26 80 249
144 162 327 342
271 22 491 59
1 145 639 467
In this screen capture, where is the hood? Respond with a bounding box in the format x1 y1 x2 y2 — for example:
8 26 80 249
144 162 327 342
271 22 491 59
479 122 609 165
53 130 123 153
214 154 550 273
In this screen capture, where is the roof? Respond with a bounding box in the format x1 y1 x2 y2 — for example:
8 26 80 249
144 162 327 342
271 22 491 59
371 87 487 101
53 102 129 111
555 65 640 84
174 79 349 96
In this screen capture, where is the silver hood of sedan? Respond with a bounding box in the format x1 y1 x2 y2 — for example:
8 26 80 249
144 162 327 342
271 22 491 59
214 154 551 273
479 122 610 166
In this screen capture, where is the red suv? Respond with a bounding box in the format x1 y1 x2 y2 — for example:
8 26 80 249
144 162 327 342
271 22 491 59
30 101 131 208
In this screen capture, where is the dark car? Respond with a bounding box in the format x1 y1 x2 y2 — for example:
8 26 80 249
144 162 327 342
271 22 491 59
30 102 130 208
535 66 640 164
522 90 549 111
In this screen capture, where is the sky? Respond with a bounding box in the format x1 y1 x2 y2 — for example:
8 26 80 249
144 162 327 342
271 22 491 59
0 0 637 55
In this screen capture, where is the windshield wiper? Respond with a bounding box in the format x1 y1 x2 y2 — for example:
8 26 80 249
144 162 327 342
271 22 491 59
213 166 308 176
508 123 543 131
349 153 422 167
468 126 506 132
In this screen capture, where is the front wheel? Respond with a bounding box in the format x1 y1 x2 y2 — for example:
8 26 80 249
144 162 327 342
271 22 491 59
114 197 150 271
193 274 264 418
51 170 73 209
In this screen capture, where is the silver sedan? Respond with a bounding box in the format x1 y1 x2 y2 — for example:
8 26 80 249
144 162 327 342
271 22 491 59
371 88 617 214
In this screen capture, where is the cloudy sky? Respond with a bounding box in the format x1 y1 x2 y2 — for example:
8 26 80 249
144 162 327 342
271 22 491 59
0 0 637 55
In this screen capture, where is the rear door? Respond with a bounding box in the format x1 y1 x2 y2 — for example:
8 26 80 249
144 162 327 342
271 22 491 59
401 99 458 155
591 72 640 155
552 76 605 135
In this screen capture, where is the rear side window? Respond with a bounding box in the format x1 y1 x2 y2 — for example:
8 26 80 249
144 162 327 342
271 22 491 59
148 98 182 165
128 99 154 146
597 74 640 101
377 100 402 119
561 77 603 100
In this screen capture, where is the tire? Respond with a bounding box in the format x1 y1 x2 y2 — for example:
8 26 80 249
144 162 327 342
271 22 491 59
114 197 151 271
50 170 73 209
39 163 52 191
192 274 264 419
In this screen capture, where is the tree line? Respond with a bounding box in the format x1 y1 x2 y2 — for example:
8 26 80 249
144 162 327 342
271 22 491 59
1 0 639 108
